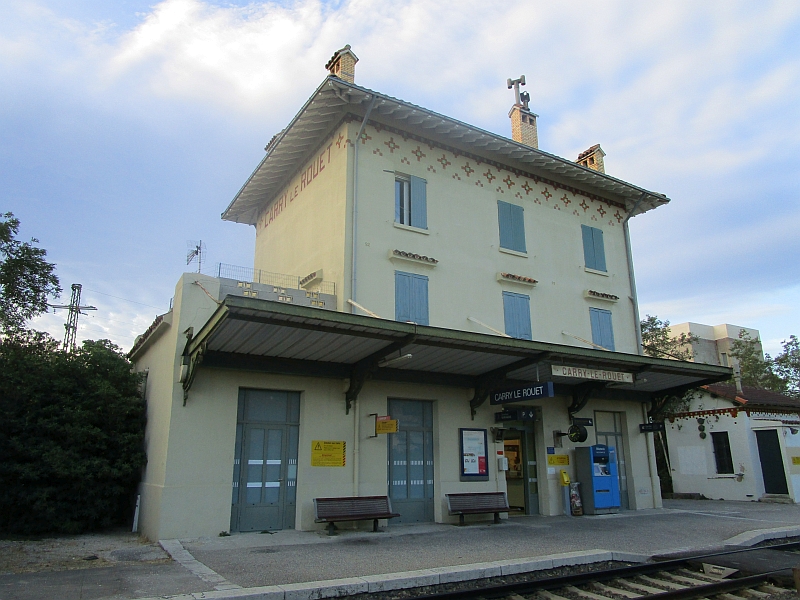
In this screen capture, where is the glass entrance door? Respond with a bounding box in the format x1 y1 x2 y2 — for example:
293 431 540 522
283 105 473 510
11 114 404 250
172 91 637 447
231 390 299 532
594 411 628 509
387 399 434 523
503 428 539 515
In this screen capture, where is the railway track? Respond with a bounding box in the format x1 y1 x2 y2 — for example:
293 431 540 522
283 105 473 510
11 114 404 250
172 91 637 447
400 542 800 600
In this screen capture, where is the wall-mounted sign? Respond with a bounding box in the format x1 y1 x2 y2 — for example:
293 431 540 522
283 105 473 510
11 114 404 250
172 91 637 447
547 454 570 466
459 428 489 481
311 440 346 467
551 365 633 383
639 422 666 433
495 408 538 422
490 382 555 405
375 416 398 434
572 417 594 427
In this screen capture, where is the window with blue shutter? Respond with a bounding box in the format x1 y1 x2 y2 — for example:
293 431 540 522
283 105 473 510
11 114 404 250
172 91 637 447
395 271 429 325
498 201 526 253
395 175 427 229
589 308 615 351
581 225 606 271
502 292 532 340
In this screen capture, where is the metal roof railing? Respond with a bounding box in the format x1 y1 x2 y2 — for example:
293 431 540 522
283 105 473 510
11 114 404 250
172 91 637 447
216 263 335 296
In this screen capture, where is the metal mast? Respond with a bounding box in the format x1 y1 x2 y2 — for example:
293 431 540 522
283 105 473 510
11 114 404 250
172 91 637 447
49 284 97 351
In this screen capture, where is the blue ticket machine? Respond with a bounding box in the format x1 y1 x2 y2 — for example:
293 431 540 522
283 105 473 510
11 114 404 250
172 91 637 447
575 444 621 515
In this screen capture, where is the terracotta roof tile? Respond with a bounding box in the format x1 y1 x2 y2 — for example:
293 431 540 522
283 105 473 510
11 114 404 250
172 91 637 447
703 383 800 410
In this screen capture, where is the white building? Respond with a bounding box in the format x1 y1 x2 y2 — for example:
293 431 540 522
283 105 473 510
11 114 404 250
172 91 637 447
664 322 798 502
666 383 800 502
130 47 729 540
670 322 762 368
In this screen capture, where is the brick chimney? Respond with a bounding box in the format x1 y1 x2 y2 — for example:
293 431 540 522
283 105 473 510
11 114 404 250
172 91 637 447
509 105 539 149
325 45 359 84
576 144 606 173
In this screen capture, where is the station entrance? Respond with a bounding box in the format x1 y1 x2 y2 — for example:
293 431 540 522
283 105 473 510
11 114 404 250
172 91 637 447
503 428 539 515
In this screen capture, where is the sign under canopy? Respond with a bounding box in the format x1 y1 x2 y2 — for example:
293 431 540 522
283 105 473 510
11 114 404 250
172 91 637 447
490 381 555 405
552 365 633 383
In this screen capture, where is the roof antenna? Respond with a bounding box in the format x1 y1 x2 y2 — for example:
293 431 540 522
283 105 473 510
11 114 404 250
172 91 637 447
186 240 205 274
507 75 530 110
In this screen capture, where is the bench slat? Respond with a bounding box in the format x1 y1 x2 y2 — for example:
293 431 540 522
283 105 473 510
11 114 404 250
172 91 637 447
446 492 509 515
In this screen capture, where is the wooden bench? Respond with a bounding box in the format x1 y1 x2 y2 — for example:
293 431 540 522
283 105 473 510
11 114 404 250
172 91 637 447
446 491 509 526
313 495 400 536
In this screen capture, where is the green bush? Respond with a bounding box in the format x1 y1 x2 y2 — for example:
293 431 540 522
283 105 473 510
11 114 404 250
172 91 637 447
0 331 146 534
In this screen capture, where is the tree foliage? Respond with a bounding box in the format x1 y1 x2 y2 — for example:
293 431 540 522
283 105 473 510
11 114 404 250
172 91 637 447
773 335 800 398
729 330 787 393
0 212 61 334
0 332 146 534
641 314 697 361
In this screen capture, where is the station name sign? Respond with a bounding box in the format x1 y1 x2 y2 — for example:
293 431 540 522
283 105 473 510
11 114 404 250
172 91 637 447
551 365 633 383
490 381 554 405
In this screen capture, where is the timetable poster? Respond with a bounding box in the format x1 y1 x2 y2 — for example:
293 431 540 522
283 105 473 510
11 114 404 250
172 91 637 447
460 428 488 480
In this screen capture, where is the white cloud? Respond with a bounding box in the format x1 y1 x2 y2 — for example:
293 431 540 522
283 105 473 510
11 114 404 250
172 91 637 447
4 0 800 351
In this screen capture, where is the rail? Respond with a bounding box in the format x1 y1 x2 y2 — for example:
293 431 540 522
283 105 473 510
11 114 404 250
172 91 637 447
216 263 335 296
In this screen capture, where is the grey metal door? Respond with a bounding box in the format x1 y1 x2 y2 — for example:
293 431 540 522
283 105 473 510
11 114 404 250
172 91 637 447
595 410 628 509
756 429 789 495
388 399 434 523
231 390 299 532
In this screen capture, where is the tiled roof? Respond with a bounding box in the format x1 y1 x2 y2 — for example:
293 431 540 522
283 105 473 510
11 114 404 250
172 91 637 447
703 383 800 410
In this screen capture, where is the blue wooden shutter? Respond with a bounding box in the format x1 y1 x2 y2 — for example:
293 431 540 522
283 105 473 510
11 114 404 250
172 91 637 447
498 201 513 249
395 272 412 322
410 176 427 229
511 204 526 253
503 292 531 340
582 225 596 268
582 225 606 271
411 273 429 325
592 227 606 272
590 308 615 351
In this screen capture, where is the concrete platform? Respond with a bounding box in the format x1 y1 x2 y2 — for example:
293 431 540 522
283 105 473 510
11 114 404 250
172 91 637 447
2 499 800 600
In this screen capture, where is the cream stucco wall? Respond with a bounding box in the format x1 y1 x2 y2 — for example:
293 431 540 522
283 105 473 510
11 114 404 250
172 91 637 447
350 125 638 352
253 122 352 310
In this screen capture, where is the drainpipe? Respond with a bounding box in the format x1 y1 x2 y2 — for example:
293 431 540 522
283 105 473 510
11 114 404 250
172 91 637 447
350 96 376 498
350 95 377 311
623 193 647 355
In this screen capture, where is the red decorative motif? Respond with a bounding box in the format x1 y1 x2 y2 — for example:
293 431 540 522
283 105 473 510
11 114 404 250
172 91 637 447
384 137 400 153
483 169 496 183
437 154 452 169
502 175 515 189
412 146 426 161
461 162 475 177
359 131 372 144
541 187 553 201
597 205 606 217
614 210 624 223
521 182 533 195
579 200 589 212
561 194 571 207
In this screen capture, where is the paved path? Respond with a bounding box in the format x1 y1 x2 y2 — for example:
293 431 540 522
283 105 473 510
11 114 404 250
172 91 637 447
2 499 800 600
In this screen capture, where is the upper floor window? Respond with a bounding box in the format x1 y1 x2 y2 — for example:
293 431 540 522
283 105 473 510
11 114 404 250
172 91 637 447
503 291 532 340
395 271 429 325
498 201 526 253
395 175 427 229
581 225 606 271
589 307 615 351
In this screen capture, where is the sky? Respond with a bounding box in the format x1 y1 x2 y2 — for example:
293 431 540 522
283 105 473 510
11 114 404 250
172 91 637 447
2 0 799 356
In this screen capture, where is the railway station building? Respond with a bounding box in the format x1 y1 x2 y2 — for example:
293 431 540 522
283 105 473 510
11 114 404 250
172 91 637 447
129 46 729 540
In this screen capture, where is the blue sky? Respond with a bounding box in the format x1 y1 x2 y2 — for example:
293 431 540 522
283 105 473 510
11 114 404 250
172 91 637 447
3 0 799 355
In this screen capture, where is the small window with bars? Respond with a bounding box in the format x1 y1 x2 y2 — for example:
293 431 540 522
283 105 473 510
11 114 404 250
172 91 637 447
711 431 734 474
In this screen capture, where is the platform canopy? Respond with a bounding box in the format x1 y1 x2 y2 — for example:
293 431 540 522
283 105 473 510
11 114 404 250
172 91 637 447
181 297 730 416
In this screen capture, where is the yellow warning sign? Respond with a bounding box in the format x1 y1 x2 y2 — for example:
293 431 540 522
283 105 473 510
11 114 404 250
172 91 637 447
547 455 570 466
311 440 346 467
375 419 398 434
793 456 800 465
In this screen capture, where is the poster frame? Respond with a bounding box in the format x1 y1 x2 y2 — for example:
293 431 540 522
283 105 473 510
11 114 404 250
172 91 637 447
459 428 489 482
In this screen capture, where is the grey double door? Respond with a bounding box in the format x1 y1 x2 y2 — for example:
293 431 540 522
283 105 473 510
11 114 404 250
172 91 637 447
231 390 299 532
388 399 434 523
